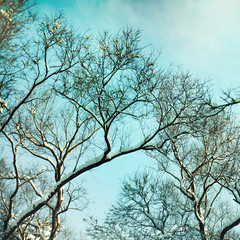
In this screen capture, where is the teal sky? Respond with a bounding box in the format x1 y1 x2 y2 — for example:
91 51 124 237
38 0 240 234
39 0 240 91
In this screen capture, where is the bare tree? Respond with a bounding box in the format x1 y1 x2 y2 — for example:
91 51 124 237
0 0 36 125
1 91 89 239
85 171 198 240
0 2 218 238
151 112 240 240
85 112 240 240
0 0 36 51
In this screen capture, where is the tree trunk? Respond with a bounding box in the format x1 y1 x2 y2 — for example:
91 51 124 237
199 222 208 240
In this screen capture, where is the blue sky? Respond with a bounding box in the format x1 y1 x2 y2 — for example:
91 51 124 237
38 0 240 234
39 0 240 91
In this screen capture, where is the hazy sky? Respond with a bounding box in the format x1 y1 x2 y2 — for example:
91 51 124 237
40 0 240 89
38 0 240 234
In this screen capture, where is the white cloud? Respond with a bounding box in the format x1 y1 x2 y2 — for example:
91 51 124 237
58 0 240 89
120 0 240 89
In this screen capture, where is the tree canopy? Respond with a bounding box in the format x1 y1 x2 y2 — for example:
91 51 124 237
1 1 240 239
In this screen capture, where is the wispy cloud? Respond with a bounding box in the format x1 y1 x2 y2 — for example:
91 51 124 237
96 0 240 88
39 0 240 98
56 0 239 88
